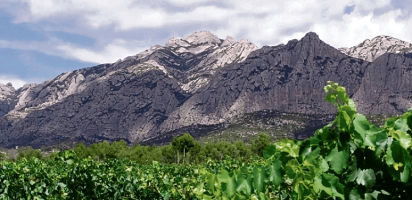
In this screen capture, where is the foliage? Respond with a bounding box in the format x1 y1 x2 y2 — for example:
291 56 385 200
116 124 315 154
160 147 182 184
0 150 204 199
0 152 5 161
69 135 257 165
251 132 271 157
200 81 412 199
172 133 197 163
17 146 43 161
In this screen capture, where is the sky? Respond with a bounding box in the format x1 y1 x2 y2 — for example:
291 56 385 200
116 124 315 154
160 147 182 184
1 0 412 89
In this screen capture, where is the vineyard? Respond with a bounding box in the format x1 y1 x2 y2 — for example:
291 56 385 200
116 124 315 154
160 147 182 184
1 81 412 199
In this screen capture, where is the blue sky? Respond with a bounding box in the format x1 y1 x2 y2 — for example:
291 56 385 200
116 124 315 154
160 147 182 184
0 0 411 89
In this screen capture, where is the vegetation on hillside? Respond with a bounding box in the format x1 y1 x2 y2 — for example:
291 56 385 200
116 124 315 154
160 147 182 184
0 132 271 165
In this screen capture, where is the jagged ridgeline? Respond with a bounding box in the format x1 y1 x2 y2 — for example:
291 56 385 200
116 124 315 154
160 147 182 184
1 31 412 148
199 81 412 200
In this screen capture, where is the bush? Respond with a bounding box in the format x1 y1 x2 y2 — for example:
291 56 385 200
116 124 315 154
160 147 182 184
251 132 271 157
73 142 89 159
0 151 5 161
17 146 42 160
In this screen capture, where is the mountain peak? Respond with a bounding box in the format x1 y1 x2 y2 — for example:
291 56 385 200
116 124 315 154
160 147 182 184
301 32 320 41
165 31 222 49
0 82 15 92
165 37 190 48
0 82 14 90
221 36 236 47
182 30 221 46
284 32 321 48
339 35 412 62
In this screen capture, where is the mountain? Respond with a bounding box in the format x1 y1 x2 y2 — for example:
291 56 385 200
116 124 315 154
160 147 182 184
159 32 366 131
1 31 412 148
0 31 259 147
339 35 412 62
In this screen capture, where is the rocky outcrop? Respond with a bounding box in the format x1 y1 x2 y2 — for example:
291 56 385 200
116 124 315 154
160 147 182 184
0 70 189 147
0 31 256 121
352 52 412 114
110 31 258 93
339 35 412 62
1 31 412 148
182 36 258 92
159 32 368 133
0 83 16 117
3 64 112 121
0 31 259 148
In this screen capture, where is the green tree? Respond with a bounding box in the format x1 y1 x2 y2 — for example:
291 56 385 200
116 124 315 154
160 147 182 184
172 133 195 164
251 132 271 157
127 145 160 164
190 141 201 163
110 140 128 158
203 142 220 161
160 145 175 163
197 146 208 162
234 140 252 161
89 141 111 161
0 151 5 161
73 142 89 159
17 146 42 160
216 141 239 160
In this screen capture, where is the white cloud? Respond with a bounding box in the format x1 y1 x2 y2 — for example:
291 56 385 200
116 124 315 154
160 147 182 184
0 37 150 64
353 0 392 12
3 0 412 67
313 9 408 48
167 0 211 5
203 0 407 48
57 39 149 63
0 75 27 89
0 39 63 56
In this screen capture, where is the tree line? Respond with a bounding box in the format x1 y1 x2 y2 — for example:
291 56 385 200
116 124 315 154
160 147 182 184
0 132 272 164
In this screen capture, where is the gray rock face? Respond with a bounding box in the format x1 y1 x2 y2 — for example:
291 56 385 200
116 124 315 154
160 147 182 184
0 70 189 147
182 36 258 92
3 64 112 121
159 32 368 133
0 31 259 147
0 31 412 148
0 83 16 117
339 35 412 62
352 53 412 114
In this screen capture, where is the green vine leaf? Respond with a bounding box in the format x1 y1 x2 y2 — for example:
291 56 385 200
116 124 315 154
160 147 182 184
324 145 349 174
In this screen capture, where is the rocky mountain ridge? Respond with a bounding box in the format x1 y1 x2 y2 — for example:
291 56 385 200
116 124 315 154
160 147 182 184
1 31 412 148
339 35 412 62
0 31 258 119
